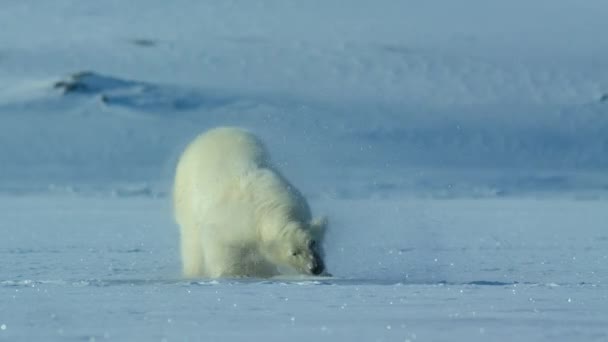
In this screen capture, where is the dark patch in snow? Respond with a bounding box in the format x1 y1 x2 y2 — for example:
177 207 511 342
110 184 158 198
53 71 234 111
54 71 131 95
377 43 416 57
129 38 157 47
601 94 608 102
125 248 144 253
110 248 145 254
466 280 518 286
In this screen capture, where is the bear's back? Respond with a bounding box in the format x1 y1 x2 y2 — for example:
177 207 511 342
189 127 269 174
178 127 271 184
173 127 271 225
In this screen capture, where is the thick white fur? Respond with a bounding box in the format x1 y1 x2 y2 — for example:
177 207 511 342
173 127 326 278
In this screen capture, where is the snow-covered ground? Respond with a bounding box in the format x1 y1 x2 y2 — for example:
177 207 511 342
1 196 607 341
1 1 608 341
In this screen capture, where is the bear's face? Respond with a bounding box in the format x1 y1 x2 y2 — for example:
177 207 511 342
287 235 324 275
280 218 328 276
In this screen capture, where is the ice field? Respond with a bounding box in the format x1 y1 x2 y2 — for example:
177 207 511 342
1 1 608 341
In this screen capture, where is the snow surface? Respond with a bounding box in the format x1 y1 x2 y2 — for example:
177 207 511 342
1 0 608 341
2 196 607 341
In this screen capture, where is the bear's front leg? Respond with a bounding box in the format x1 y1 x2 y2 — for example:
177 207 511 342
180 224 204 278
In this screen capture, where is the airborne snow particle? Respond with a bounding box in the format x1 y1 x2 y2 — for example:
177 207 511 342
0 324 6 331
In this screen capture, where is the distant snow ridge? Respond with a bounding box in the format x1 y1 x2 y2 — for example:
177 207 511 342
54 71 233 111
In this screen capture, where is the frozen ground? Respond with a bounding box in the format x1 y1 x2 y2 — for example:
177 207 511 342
1 196 607 341
1 0 608 341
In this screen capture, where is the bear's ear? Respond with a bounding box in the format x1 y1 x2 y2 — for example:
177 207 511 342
310 216 328 241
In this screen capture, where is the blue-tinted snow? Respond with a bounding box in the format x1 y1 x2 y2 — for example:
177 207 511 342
1 196 606 341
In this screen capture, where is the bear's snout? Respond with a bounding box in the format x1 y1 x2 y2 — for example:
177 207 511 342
310 263 324 275
309 253 325 275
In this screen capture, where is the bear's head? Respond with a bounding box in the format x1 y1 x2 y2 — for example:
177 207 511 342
266 217 329 276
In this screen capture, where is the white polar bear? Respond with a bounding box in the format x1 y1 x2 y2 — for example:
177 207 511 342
173 127 328 278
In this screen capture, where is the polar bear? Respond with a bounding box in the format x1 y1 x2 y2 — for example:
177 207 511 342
173 127 328 278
